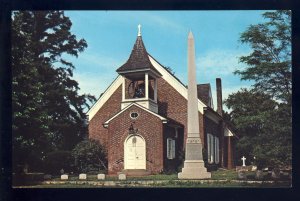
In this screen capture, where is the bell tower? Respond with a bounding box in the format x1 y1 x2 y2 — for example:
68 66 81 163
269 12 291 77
116 25 161 113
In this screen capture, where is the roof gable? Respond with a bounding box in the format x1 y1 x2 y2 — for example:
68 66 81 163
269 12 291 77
103 103 167 127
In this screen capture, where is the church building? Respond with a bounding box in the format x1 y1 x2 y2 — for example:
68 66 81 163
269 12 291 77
87 26 237 175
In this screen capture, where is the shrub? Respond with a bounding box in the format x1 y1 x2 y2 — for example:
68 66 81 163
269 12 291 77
72 139 107 173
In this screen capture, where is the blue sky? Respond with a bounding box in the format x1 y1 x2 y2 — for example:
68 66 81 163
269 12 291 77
64 11 270 111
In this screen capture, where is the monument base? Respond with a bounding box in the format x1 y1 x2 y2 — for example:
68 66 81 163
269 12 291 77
178 160 211 179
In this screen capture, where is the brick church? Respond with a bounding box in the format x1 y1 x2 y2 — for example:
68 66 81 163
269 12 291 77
87 28 237 175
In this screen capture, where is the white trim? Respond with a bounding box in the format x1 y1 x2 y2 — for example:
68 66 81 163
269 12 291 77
103 102 167 126
122 76 125 101
87 54 209 121
145 73 149 99
148 55 205 114
87 75 122 121
224 126 234 137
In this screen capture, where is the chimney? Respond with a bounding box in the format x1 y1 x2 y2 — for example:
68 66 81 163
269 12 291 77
216 78 223 116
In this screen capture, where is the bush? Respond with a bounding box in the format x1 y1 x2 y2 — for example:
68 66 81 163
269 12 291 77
72 139 107 173
43 150 73 174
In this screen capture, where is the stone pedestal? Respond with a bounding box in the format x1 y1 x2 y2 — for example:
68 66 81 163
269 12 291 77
178 139 211 179
178 160 211 179
178 31 211 179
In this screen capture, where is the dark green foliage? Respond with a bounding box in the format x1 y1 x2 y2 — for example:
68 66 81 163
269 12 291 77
235 10 291 104
225 11 291 169
225 89 291 168
12 11 96 172
43 151 73 174
72 139 107 173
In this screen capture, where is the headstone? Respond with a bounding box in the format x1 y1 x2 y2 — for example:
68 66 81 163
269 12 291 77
237 170 247 180
97 174 105 180
251 165 257 171
61 174 68 180
255 170 264 180
118 173 126 180
79 173 87 180
44 174 52 180
178 31 211 179
241 156 246 167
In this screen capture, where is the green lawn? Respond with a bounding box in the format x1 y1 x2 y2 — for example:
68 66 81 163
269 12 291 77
13 169 292 188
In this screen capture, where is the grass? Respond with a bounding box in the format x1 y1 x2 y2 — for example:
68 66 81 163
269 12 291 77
13 169 292 188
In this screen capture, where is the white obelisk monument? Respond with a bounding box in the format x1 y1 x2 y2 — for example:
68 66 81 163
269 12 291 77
178 31 211 179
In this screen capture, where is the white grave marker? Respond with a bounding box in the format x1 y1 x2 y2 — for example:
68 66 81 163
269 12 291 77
97 174 105 180
61 174 68 180
79 173 87 180
241 156 246 167
118 173 126 180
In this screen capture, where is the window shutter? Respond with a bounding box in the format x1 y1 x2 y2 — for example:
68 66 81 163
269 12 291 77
210 135 214 163
171 139 175 159
167 138 175 159
167 138 171 159
215 137 219 164
207 134 211 163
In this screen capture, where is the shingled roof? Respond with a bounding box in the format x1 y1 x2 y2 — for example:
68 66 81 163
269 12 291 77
197 84 212 107
116 36 161 76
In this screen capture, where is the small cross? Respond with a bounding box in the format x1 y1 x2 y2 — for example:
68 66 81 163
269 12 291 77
241 156 246 167
138 24 141 36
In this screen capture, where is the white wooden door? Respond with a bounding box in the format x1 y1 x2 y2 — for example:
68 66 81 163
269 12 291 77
124 135 146 169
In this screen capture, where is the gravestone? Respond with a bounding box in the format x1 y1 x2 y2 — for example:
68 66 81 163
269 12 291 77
97 174 105 180
255 170 264 180
251 166 257 171
61 174 68 180
79 173 87 180
237 170 247 180
118 173 126 180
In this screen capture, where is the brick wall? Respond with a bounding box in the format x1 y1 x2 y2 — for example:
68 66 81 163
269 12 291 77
157 78 205 146
107 104 164 174
88 86 122 150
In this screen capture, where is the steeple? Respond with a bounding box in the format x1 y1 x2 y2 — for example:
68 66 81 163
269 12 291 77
116 25 161 77
117 25 160 114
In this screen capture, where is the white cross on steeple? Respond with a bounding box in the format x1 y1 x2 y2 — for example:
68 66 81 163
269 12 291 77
138 24 141 36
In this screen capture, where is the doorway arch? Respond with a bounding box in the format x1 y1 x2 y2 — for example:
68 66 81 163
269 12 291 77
124 135 146 170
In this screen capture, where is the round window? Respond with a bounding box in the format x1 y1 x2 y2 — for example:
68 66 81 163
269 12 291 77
130 112 139 119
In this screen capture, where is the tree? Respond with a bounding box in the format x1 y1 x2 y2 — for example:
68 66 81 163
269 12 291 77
225 89 291 168
235 10 291 104
225 10 292 169
12 11 96 172
72 139 107 173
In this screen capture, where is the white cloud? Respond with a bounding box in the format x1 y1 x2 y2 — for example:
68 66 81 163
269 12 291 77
197 49 249 79
78 52 124 70
73 72 116 98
